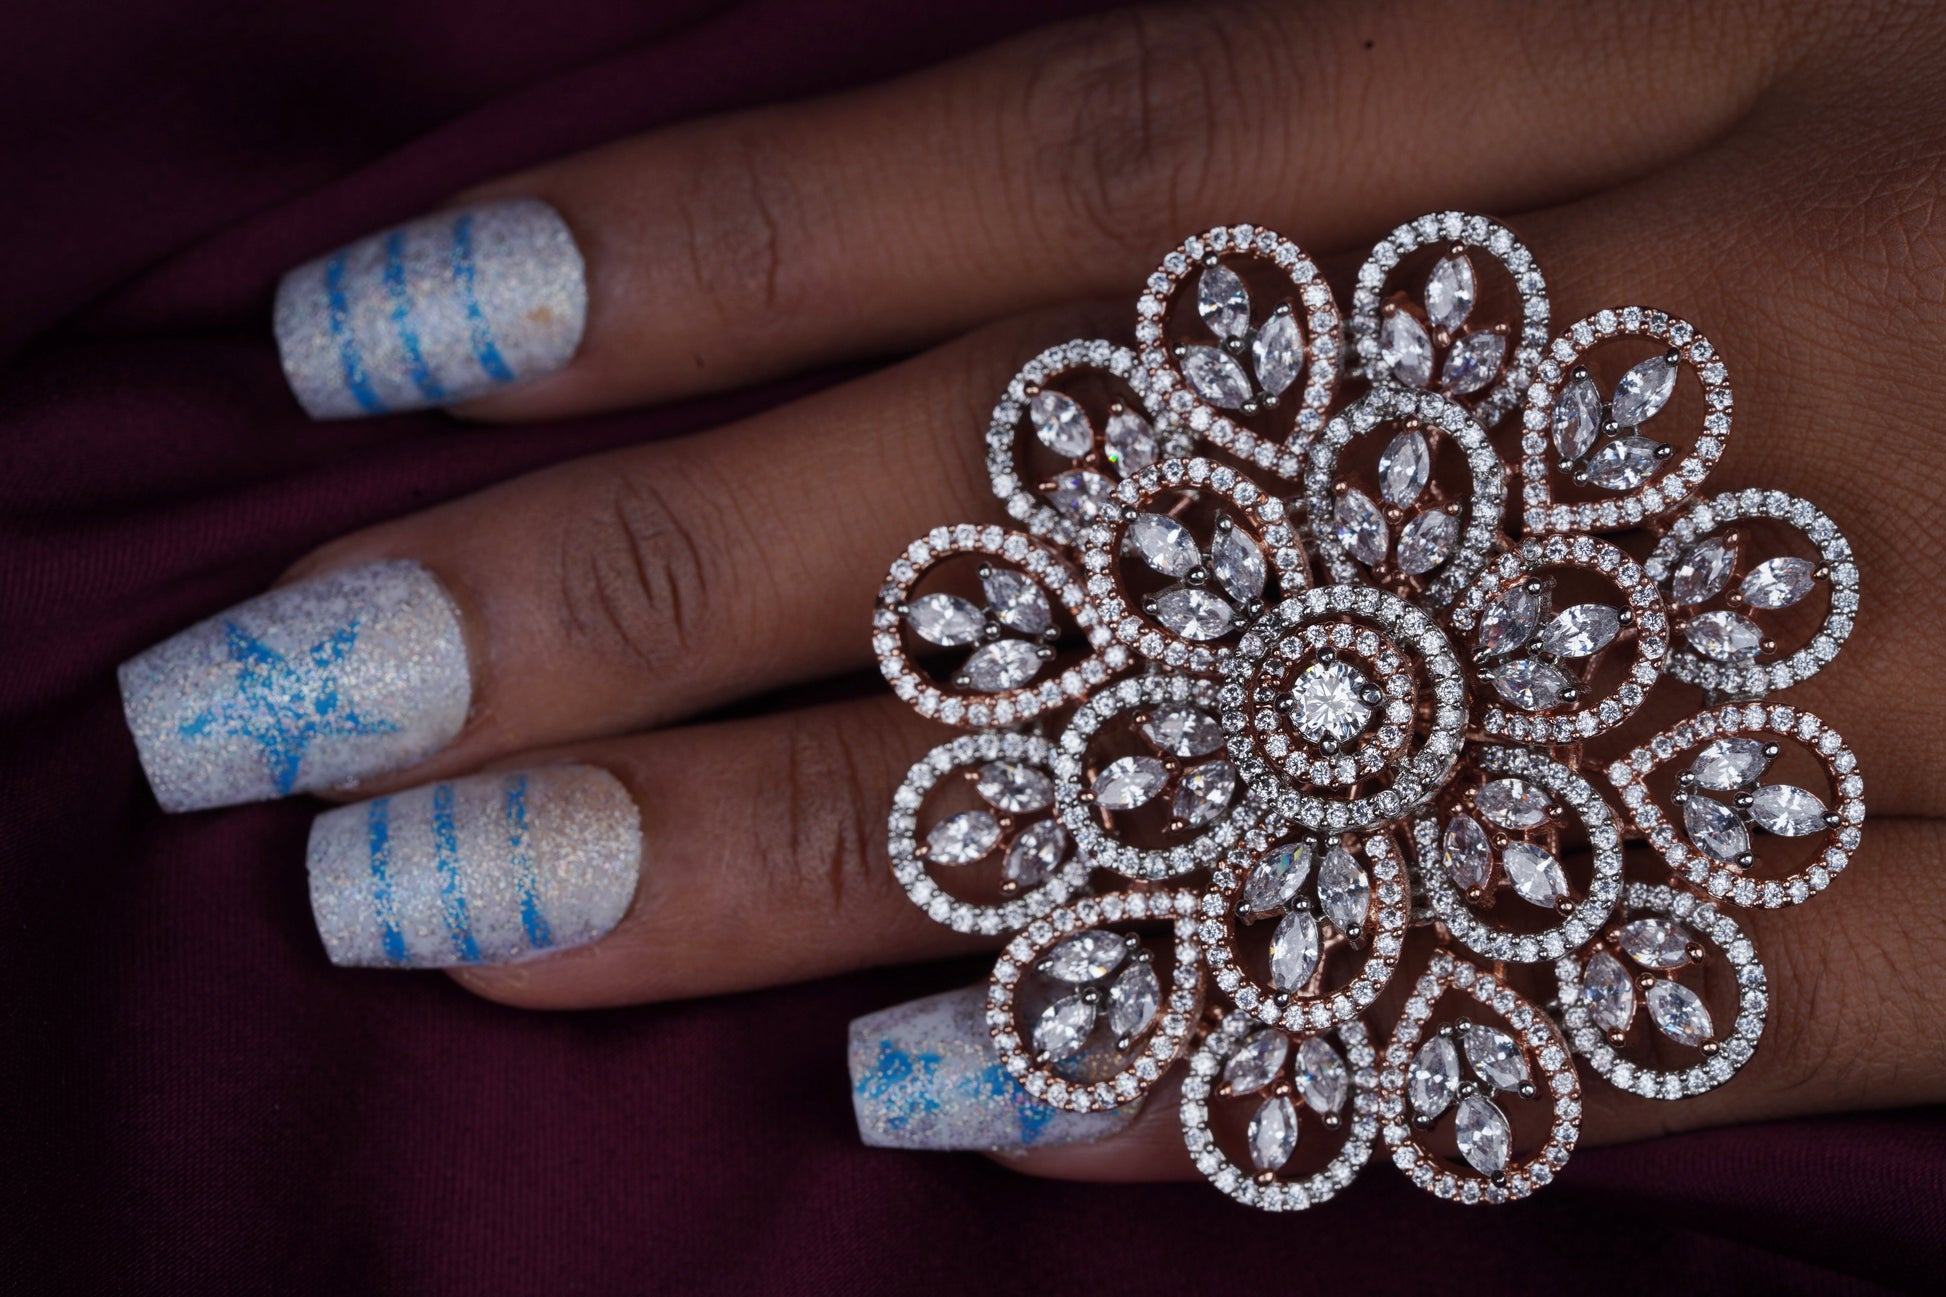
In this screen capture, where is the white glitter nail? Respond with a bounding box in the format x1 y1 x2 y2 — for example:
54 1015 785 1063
118 559 471 812
306 764 641 969
848 986 1139 1152
274 197 587 420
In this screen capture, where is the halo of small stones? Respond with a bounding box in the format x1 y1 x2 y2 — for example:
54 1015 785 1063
1608 703 1864 908
1520 308 1731 532
1078 455 1307 671
874 525 1126 727
1556 882 1768 1100
988 887 1204 1113
888 733 1092 936
1055 674 1260 880
1223 584 1468 832
1235 622 1417 788
1379 952 1581 1203
1200 830 1409 1030
1646 489 1859 696
1348 211 1551 428
1304 386 1506 610
984 338 1188 545
1448 533 1668 741
1180 1015 1378 1210
1138 224 1341 474
1414 745 1624 964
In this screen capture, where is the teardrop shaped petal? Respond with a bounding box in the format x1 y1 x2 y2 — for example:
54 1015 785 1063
1029 388 1094 457
1251 307 1304 397
1196 263 1252 340
1670 536 1739 605
1645 978 1714 1047
1091 755 1169 809
1552 374 1602 462
1440 330 1506 396
960 639 1044 692
1378 429 1431 508
1683 610 1763 662
1537 603 1621 658
1379 311 1434 388
1502 841 1569 908
1317 845 1371 936
906 593 983 647
1126 511 1201 578
1441 813 1494 891
1332 487 1390 567
1742 556 1817 610
1240 841 1315 914
1268 906 1321 991
1611 354 1680 427
1396 510 1459 576
1750 783 1828 836
1425 252 1476 332
1182 344 1252 409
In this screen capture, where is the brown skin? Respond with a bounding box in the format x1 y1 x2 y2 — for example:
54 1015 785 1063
275 0 1946 1181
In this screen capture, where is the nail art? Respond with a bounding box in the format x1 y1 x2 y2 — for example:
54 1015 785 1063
849 986 1138 1152
307 765 640 968
118 559 470 812
274 197 587 420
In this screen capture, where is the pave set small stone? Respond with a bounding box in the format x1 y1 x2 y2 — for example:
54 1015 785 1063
872 213 1866 1208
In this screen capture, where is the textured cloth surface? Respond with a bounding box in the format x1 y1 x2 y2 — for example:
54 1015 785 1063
1 1 1941 1292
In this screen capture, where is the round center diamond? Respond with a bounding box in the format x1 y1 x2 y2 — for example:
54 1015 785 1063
1292 659 1376 747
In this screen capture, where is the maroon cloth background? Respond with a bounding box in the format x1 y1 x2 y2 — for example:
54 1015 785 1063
2 1 1942 1292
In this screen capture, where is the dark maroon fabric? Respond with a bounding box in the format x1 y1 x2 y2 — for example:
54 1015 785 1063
1 2 1941 1292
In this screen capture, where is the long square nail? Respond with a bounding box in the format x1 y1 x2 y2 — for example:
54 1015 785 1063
274 197 587 420
118 559 471 812
849 986 1137 1152
307 765 641 968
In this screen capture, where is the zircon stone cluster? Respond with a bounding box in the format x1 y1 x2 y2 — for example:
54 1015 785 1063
871 211 1865 1208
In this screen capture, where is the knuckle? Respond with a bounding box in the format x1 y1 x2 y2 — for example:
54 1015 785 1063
756 711 895 920
669 124 802 327
1014 5 1247 255
555 467 720 682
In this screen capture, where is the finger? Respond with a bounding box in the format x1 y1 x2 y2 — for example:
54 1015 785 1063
122 306 1096 812
273 1 1808 421
990 818 1946 1181
303 695 984 1001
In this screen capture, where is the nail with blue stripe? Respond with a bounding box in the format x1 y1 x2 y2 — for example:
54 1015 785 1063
307 765 641 968
274 198 587 420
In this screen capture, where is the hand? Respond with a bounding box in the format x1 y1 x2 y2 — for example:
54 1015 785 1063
117 0 1946 1187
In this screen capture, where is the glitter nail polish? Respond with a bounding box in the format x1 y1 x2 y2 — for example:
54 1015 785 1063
273 197 587 420
118 559 471 812
848 986 1139 1152
306 764 641 969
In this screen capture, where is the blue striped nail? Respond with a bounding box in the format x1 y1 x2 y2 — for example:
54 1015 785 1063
307 766 640 968
275 198 586 420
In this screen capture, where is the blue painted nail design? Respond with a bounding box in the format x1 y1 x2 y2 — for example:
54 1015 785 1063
274 197 586 420
307 765 640 969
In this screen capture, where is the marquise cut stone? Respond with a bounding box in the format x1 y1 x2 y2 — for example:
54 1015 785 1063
1223 1028 1290 1094
1241 842 1314 914
1503 841 1569 909
1454 1094 1512 1177
1441 330 1506 396
1425 252 1476 332
906 593 983 647
1683 609 1763 662
1670 536 1738 605
976 760 1054 813
1196 263 1252 340
1552 374 1602 462
1582 950 1637 1033
1611 354 1679 427
1248 1094 1300 1172
1033 992 1097 1061
1268 906 1321 991
1442 812 1493 891
1004 819 1068 887
1618 918 1694 969
1396 510 1459 576
1586 434 1663 491
1409 1035 1462 1122
1295 1037 1350 1115
1333 487 1390 567
1252 308 1303 397
1476 777 1552 829
1462 1024 1531 1091
1030 388 1093 457
1139 705 1225 758
925 810 1001 865
1690 737 1770 790
1103 410 1158 477
1044 930 1128 983
1751 783 1828 836
961 639 1043 692
1108 961 1162 1039
1682 794 1749 863
1152 584 1235 640
1092 755 1169 810
1742 556 1817 610
1211 521 1267 603
1172 759 1237 827
1646 978 1714 1047
1317 845 1371 935
1380 311 1434 388
1477 582 1548 659
1046 468 1115 521
1127 512 1201 578
1183 344 1252 409
1538 603 1621 658
1378 429 1431 508
1490 657 1574 712
981 568 1053 636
